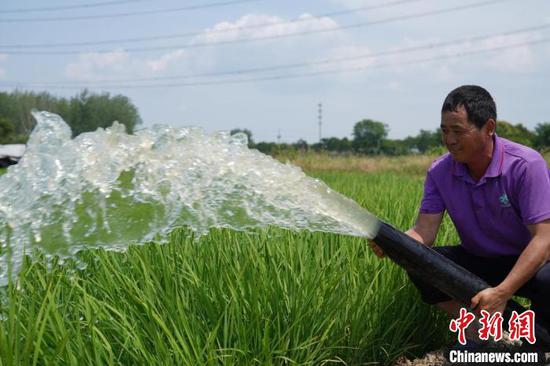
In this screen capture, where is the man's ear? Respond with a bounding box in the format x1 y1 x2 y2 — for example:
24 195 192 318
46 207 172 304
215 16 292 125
486 119 496 136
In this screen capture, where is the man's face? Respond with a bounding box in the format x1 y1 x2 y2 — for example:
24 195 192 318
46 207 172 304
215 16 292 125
440 106 493 164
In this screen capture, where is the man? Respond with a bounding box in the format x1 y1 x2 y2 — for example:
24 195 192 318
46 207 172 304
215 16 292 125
370 85 550 350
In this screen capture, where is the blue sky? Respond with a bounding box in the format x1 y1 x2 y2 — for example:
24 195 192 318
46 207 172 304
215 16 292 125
1 0 549 143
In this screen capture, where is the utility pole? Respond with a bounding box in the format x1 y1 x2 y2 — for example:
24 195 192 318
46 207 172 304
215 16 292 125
277 129 281 144
318 102 322 142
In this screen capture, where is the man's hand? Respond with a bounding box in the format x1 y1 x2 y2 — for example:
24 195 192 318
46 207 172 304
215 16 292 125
470 286 512 316
368 240 385 258
470 220 550 316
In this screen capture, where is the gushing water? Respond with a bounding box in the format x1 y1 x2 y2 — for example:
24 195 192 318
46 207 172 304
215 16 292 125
0 111 380 285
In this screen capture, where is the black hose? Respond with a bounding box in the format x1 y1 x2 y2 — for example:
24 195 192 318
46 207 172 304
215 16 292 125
373 221 550 347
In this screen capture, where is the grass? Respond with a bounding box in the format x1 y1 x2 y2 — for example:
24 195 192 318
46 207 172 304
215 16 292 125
282 152 437 177
285 149 550 175
0 163 460 365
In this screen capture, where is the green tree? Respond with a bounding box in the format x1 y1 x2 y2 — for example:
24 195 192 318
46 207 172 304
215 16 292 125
0 117 15 144
0 90 142 141
254 142 277 155
414 129 442 153
293 139 309 152
352 119 388 154
534 122 550 149
319 137 351 152
496 120 535 147
67 90 141 136
380 139 410 156
7 90 61 135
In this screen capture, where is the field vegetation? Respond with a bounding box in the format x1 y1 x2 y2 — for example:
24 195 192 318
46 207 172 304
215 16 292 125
0 154 472 365
285 149 550 173
285 152 437 176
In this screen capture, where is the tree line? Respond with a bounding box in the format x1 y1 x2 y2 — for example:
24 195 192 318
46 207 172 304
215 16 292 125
2 90 549 157
233 118 550 156
0 90 141 144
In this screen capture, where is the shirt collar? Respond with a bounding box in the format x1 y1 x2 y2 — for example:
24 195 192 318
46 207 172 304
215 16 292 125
484 134 504 178
452 134 504 183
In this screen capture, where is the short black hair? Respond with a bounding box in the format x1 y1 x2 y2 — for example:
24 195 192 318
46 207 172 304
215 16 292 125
441 85 497 129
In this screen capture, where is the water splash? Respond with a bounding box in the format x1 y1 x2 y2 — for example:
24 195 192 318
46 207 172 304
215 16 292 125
0 111 380 285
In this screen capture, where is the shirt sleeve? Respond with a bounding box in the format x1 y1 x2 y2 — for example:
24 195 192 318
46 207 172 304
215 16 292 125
419 171 445 214
517 158 550 225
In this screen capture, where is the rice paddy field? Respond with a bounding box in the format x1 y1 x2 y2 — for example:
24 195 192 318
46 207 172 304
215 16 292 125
0 156 462 365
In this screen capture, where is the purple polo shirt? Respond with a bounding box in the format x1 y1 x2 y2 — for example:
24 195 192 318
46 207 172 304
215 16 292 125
420 135 550 257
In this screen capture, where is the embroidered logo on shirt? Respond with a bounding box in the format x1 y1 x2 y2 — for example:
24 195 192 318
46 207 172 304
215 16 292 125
499 194 511 208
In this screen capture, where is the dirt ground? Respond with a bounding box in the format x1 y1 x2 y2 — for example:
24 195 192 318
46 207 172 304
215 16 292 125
393 349 446 366
392 335 549 366
394 350 549 366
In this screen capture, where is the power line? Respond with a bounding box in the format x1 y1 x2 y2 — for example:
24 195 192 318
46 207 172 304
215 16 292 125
8 24 547 86
0 0 262 23
0 0 423 48
0 0 147 14
0 0 512 55
2 37 547 90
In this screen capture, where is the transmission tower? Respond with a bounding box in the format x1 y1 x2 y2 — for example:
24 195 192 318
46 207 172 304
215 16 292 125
318 102 323 142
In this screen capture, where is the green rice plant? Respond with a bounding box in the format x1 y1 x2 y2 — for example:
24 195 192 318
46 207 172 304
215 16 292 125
0 171 456 365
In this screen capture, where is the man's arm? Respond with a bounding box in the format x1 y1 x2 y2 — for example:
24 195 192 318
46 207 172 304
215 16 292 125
471 219 550 314
369 212 444 257
406 212 444 246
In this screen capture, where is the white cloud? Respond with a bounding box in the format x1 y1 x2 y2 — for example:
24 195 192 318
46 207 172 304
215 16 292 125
318 45 376 75
481 34 538 72
146 49 186 72
0 53 7 61
421 33 540 73
354 36 446 75
352 31 542 77
328 0 442 19
0 68 5 79
65 49 193 81
63 13 345 83
195 13 339 44
65 49 131 81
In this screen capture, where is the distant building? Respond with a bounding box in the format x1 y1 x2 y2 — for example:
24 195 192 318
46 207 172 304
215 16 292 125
0 144 25 168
